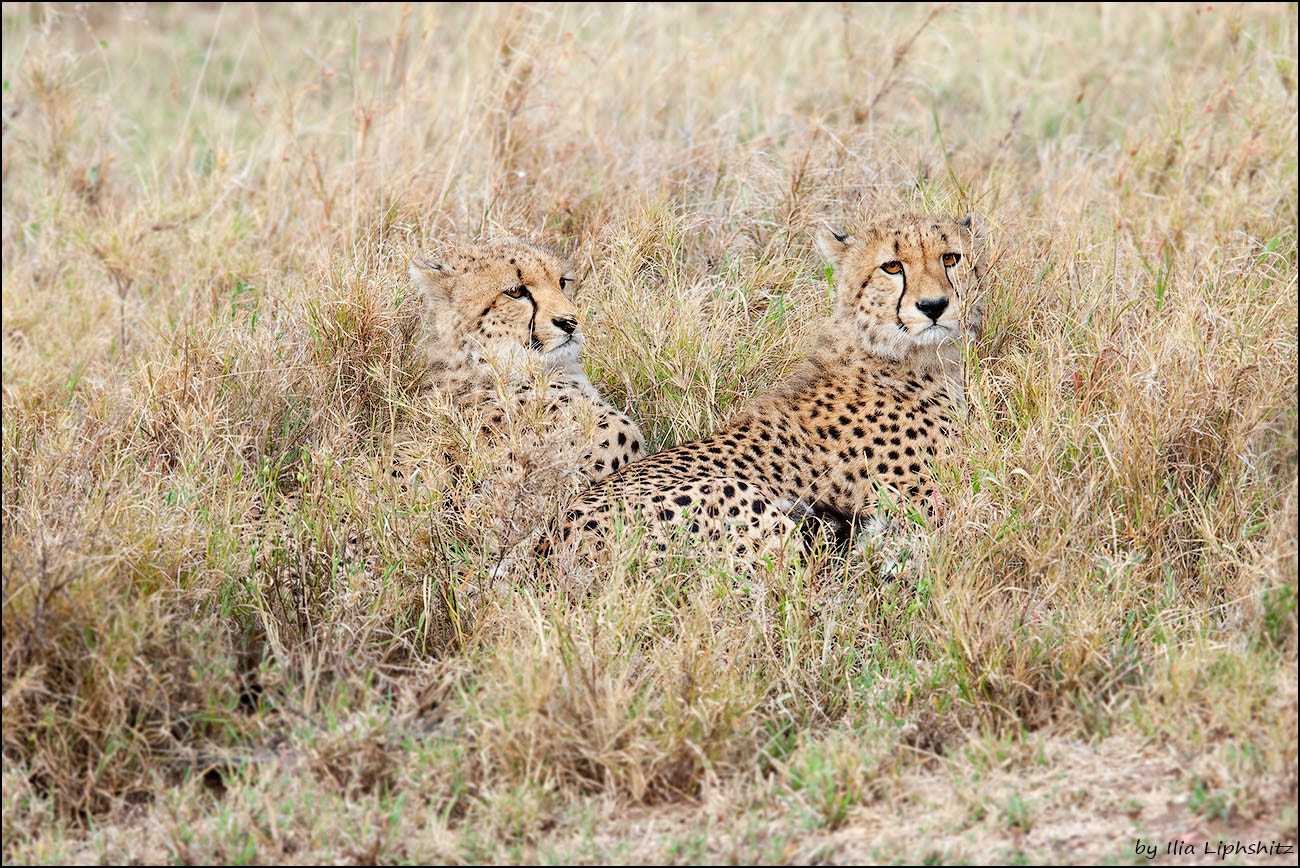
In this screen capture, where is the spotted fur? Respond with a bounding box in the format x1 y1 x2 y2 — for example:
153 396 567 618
559 212 988 556
404 237 644 482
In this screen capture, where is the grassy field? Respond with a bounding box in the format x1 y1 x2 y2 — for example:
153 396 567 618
2 2 1296 864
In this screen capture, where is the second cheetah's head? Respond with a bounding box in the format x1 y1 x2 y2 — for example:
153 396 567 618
815 211 987 358
409 238 583 371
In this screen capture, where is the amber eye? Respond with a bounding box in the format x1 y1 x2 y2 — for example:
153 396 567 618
881 261 903 275
503 285 529 299
942 252 961 267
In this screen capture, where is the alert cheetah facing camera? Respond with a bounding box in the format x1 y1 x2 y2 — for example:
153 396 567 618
558 211 988 558
399 237 644 485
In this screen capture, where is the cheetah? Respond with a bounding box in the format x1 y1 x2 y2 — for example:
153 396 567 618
400 236 645 484
254 238 647 592
557 211 988 559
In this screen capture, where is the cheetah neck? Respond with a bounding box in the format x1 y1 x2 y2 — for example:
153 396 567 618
723 340 965 518
770 337 966 407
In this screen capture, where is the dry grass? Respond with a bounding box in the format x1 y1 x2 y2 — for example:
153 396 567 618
2 2 1296 864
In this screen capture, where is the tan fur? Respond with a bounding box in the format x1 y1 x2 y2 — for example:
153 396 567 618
256 239 648 591
559 212 988 555
405 237 645 482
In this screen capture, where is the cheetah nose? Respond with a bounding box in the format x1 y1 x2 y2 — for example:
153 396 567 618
916 297 949 322
552 316 578 334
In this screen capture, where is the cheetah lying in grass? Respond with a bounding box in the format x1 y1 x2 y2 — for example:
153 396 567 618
256 238 645 586
398 237 645 485
557 211 987 561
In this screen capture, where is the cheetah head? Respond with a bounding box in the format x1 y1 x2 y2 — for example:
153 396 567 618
815 211 987 358
409 238 583 372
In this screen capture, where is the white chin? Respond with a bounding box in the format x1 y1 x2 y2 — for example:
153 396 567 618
910 324 955 346
548 337 582 369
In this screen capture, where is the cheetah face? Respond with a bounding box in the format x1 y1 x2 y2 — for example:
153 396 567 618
816 212 986 357
409 239 583 371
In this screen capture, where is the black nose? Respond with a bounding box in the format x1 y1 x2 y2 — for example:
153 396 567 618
552 316 577 334
915 297 949 322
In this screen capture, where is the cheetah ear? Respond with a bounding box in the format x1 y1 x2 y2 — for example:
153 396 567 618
957 212 986 246
408 257 456 305
814 226 853 268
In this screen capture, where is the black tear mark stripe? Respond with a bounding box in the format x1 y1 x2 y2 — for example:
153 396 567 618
895 264 908 330
525 291 542 350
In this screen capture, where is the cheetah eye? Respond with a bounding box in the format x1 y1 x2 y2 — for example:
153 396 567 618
942 252 961 267
503 285 529 299
881 261 903 275
559 276 574 292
